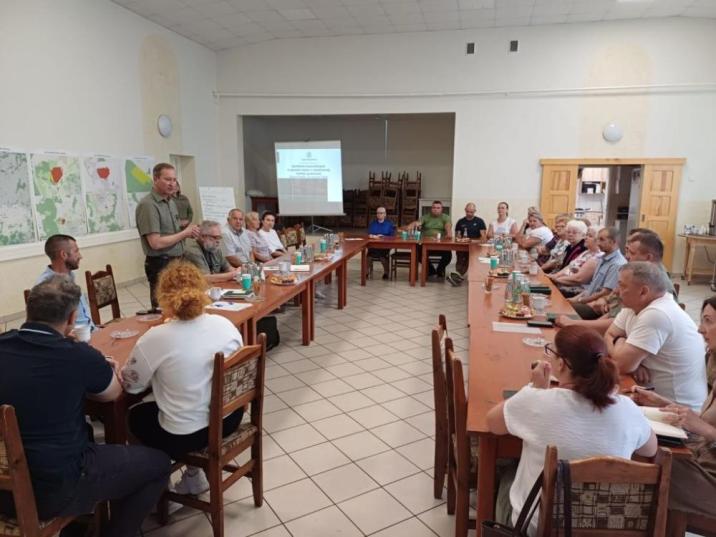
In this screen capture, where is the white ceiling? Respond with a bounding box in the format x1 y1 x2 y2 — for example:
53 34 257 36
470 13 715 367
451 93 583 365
111 0 716 51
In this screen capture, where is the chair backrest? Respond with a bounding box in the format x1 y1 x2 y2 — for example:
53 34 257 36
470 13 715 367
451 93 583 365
431 314 449 423
84 264 120 325
279 224 306 250
538 445 672 537
0 405 43 536
207 334 267 459
448 354 471 489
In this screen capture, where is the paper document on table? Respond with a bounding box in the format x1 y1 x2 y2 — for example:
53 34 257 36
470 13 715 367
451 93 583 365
639 406 688 439
206 301 252 312
291 264 311 272
492 322 542 335
262 266 279 271
478 257 492 264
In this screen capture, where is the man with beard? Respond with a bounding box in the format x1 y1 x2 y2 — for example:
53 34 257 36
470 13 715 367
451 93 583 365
37 234 95 330
183 220 240 283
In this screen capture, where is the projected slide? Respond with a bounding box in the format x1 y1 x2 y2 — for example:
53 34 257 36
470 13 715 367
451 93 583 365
275 141 344 216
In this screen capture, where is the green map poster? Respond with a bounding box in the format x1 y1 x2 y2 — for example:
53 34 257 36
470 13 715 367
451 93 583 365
0 151 37 245
31 153 87 240
82 156 127 233
125 157 154 227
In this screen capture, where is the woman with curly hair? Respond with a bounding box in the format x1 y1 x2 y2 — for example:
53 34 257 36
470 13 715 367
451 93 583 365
122 261 244 495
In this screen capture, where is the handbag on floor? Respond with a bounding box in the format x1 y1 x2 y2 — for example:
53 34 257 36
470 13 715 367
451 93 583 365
481 461 572 537
256 316 280 351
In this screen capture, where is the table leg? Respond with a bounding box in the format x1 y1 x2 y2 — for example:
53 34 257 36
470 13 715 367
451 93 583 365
360 248 367 286
686 239 695 285
301 282 312 345
337 261 347 309
409 246 416 287
682 239 689 281
420 245 428 287
476 435 498 536
245 318 257 345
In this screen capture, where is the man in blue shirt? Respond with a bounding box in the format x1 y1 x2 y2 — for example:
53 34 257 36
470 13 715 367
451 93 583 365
368 207 396 280
569 227 627 319
0 277 170 537
36 234 95 329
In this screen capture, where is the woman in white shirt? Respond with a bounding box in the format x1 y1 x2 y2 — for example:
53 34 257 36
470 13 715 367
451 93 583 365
487 201 518 238
515 211 554 250
122 261 244 495
258 211 286 257
487 326 657 535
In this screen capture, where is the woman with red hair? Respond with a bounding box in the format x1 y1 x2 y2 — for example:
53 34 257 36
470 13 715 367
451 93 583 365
487 326 657 534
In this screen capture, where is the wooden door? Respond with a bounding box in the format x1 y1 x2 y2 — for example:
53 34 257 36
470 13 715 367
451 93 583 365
640 164 683 269
539 164 578 227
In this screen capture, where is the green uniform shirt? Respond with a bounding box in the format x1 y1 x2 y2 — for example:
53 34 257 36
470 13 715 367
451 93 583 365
183 240 231 275
420 213 451 238
135 190 183 257
173 194 193 224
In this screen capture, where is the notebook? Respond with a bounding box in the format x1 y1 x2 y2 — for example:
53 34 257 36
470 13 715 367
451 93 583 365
639 406 688 439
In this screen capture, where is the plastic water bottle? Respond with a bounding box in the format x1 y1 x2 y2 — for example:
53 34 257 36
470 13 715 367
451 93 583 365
511 271 521 304
504 274 514 305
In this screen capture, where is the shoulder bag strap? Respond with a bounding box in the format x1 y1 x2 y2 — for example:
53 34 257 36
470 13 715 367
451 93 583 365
514 474 543 535
559 461 573 537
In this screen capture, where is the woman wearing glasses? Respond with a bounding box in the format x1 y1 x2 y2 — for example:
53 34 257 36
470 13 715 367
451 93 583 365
487 325 657 534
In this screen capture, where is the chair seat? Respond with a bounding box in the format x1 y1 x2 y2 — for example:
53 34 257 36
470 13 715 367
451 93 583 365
0 514 54 537
188 423 258 458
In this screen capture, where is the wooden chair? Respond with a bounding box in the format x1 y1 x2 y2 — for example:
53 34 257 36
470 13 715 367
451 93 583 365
23 289 30 305
667 510 716 537
673 282 681 297
447 354 477 537
390 250 412 280
431 314 449 499
537 445 673 537
160 334 267 537
84 264 120 325
279 224 306 251
0 405 77 537
367 250 390 279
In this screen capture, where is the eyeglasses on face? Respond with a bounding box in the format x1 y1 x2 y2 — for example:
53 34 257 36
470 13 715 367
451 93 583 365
543 343 572 369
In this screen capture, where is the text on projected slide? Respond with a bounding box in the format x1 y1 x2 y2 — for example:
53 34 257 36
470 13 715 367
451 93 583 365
274 141 344 216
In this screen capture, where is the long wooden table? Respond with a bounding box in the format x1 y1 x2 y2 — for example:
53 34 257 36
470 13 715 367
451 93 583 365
464 242 689 535
88 237 369 443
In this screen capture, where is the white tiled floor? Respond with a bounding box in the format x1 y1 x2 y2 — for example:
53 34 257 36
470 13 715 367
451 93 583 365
3 259 712 536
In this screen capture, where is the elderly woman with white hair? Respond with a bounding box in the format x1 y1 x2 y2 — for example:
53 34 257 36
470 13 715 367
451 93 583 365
548 225 603 297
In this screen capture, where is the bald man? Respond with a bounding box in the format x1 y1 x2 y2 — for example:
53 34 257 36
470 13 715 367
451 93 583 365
447 202 486 286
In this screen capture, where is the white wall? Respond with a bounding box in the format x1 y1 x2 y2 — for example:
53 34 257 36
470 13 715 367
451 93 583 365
217 17 716 272
0 0 218 318
242 114 454 199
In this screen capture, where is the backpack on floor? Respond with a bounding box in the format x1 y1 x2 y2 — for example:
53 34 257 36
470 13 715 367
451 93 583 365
256 316 280 351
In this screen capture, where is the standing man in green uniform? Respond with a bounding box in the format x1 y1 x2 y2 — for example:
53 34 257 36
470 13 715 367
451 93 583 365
136 163 199 310
173 181 194 229
410 200 452 278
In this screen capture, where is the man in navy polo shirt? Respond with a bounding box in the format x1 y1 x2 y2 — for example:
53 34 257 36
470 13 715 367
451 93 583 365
447 202 486 286
0 276 170 537
367 206 396 280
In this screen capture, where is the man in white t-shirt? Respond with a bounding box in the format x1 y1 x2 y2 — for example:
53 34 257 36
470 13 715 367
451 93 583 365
605 261 707 411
